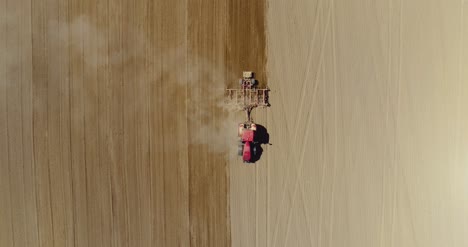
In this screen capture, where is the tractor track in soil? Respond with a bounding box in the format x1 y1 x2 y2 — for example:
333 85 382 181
0 0 266 246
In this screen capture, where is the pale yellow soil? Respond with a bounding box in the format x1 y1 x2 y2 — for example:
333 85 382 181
2 0 468 247
230 0 468 246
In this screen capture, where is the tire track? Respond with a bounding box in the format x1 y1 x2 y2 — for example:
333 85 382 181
390 1 403 246
271 4 333 246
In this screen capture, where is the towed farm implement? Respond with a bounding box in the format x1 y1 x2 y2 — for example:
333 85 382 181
226 72 270 163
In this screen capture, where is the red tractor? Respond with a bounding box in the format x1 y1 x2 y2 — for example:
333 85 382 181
238 122 258 163
226 71 269 164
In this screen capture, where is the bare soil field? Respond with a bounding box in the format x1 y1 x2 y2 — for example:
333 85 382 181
2 0 468 247
230 0 468 246
1 0 265 246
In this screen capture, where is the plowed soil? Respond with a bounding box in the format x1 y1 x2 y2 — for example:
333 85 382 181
0 0 265 246
2 0 468 247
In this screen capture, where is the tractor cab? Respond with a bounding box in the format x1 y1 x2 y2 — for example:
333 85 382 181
238 122 257 163
239 71 257 89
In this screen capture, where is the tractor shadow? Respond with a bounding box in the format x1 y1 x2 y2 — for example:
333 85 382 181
250 124 270 163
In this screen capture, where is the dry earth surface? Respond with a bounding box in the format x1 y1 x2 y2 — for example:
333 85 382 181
230 0 468 247
0 0 265 246
2 0 468 247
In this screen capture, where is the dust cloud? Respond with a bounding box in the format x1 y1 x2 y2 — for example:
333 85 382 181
49 15 148 68
46 15 240 157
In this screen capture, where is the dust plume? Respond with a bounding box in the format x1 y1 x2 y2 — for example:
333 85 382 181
173 49 242 157
48 15 242 157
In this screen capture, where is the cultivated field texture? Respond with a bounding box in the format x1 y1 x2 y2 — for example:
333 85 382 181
2 0 468 247
231 0 468 247
0 0 265 246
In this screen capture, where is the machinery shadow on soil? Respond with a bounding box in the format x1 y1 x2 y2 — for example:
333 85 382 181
251 124 270 163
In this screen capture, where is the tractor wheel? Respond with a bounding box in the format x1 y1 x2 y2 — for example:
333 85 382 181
251 79 256 86
237 144 243 156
